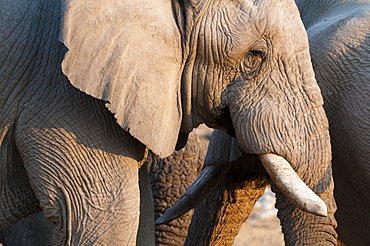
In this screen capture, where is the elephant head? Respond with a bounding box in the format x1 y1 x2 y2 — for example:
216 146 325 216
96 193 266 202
61 0 326 154
60 0 335 242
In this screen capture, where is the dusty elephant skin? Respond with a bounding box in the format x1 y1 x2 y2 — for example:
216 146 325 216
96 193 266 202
0 132 203 246
186 163 269 246
0 212 54 246
183 1 370 245
296 1 370 245
182 129 337 245
146 132 204 246
1 0 335 245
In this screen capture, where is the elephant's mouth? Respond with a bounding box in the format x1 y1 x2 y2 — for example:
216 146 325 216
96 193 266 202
203 105 236 138
219 106 237 138
156 153 327 225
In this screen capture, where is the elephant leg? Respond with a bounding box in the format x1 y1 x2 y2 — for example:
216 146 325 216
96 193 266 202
0 131 203 246
0 130 41 231
148 131 203 245
185 168 268 246
13 96 147 245
0 165 153 246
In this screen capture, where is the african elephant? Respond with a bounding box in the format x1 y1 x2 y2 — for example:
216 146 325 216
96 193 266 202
296 1 370 245
1 0 335 244
171 1 370 245
184 130 270 245
0 132 204 246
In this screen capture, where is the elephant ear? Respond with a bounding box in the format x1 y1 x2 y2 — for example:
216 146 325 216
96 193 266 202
60 0 183 157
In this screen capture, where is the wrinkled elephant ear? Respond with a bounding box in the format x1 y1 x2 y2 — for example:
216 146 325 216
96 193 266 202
60 0 183 157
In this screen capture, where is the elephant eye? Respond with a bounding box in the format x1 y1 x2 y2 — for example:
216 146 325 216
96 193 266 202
250 49 264 56
239 49 264 77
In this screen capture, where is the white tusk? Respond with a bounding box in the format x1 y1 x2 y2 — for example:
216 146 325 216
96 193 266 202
259 153 327 217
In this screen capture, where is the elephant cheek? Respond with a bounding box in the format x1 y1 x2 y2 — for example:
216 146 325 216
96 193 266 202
229 89 332 175
230 98 295 157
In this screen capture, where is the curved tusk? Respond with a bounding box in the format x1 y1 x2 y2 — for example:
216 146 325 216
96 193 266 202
155 165 231 225
259 153 327 217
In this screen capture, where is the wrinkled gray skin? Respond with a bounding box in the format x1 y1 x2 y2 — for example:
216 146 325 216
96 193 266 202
187 1 370 245
0 132 204 246
147 132 204 245
1 0 334 244
186 146 269 245
296 1 370 245
186 130 337 245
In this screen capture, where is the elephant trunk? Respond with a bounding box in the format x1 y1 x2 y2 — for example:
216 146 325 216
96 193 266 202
185 169 268 246
271 128 337 244
235 101 338 244
273 157 337 245
227 52 338 243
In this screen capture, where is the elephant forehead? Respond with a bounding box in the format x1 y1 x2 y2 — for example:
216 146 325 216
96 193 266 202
198 0 307 60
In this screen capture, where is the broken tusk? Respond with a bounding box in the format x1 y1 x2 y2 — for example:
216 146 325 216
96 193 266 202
259 153 327 217
155 165 231 225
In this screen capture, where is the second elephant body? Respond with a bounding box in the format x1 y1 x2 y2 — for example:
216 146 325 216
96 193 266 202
296 1 370 245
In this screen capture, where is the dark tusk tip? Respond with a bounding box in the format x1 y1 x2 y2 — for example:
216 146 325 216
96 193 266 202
155 196 193 225
155 213 172 225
